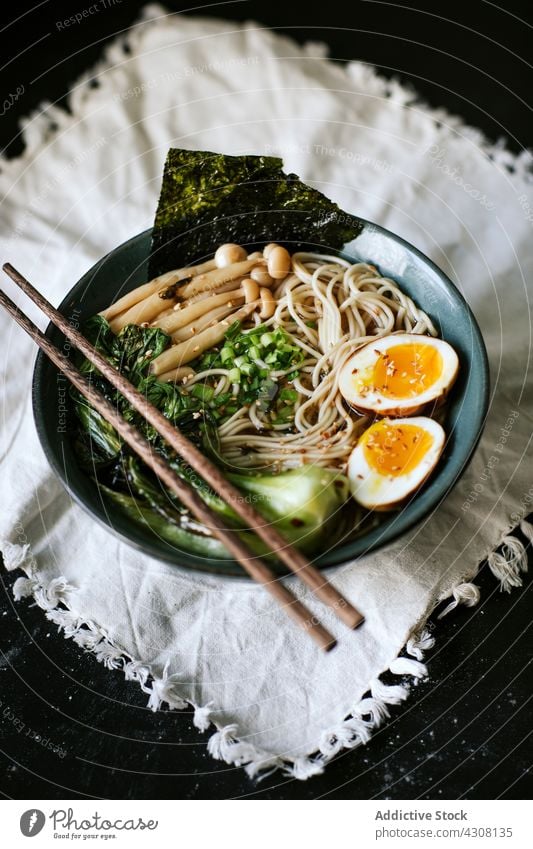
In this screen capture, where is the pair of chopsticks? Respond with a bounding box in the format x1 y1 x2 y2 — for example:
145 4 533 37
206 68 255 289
1 263 364 651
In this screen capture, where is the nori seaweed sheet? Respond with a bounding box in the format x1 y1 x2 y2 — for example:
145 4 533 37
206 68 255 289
149 149 363 277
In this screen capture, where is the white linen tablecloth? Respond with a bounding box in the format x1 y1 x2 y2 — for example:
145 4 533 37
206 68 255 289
1 5 531 778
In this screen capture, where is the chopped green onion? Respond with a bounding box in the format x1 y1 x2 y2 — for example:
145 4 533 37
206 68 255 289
197 320 305 417
220 346 234 363
228 367 241 383
248 345 262 361
190 383 215 402
279 388 298 403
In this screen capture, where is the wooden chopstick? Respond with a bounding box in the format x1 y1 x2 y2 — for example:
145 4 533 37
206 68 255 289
3 263 364 631
0 287 337 652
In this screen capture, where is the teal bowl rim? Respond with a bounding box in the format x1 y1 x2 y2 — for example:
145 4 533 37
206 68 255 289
32 223 490 577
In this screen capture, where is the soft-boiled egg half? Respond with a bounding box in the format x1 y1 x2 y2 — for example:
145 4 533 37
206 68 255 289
347 416 446 511
338 333 459 417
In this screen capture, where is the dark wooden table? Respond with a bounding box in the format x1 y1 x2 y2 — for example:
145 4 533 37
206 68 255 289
1 0 532 800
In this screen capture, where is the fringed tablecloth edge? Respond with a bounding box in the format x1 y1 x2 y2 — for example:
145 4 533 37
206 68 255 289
1 1 532 782
2 517 529 780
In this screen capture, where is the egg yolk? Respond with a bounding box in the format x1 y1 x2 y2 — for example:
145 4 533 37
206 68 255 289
362 421 434 476
371 343 443 399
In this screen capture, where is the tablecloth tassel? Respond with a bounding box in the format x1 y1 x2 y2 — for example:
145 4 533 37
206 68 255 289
33 576 75 611
487 534 529 592
206 723 283 779
389 656 428 678
287 757 326 780
370 677 410 705
123 661 151 689
193 703 214 732
1 539 32 572
353 696 391 727
438 582 480 618
147 660 189 712
12 575 40 600
406 628 435 660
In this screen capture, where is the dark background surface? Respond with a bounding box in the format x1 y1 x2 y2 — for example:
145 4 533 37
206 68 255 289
0 0 532 800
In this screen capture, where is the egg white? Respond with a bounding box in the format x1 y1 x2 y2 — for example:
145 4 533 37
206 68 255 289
347 416 446 511
338 333 459 417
